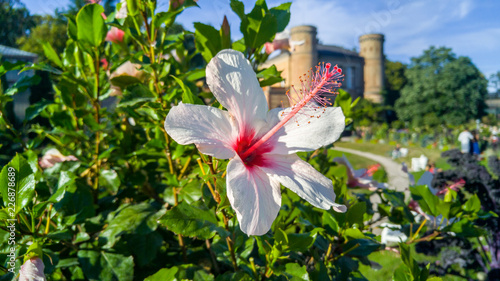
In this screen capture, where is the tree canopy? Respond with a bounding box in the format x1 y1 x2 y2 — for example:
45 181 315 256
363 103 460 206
395 46 488 127
16 15 68 57
383 59 407 107
0 0 35 47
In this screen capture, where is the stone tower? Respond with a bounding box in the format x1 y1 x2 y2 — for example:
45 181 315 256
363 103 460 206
289 25 317 105
359 34 384 103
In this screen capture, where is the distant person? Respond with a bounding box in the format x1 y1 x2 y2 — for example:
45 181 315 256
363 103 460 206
425 163 436 174
392 143 401 159
458 129 473 154
472 132 481 157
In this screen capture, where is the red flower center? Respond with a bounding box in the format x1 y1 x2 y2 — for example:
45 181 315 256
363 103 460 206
233 129 273 168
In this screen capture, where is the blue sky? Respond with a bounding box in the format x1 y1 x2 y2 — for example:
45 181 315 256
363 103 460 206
20 0 500 81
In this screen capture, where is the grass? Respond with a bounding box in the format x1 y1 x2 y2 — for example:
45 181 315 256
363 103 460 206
334 141 452 170
359 250 467 281
359 251 402 280
329 149 380 170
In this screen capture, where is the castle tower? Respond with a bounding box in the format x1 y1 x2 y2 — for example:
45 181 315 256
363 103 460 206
289 25 317 105
359 34 384 103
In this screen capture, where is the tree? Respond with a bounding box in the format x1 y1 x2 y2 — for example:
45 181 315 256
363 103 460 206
0 0 36 47
16 15 68 57
395 46 488 126
383 59 407 107
489 71 500 97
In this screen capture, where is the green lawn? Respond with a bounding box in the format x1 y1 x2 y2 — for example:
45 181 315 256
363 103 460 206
359 250 467 281
329 149 380 170
334 141 452 170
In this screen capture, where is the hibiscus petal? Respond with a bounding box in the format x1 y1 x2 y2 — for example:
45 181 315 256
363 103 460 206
226 158 281 235
19 258 46 281
267 106 345 154
206 49 269 131
165 102 235 159
261 154 346 212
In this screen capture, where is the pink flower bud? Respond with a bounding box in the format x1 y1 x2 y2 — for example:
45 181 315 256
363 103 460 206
39 149 78 169
221 15 230 37
106 27 125 44
19 257 46 281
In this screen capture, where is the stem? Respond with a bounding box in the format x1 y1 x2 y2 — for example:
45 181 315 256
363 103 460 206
172 186 187 261
241 74 330 159
93 49 101 191
325 243 333 260
45 204 53 235
476 237 490 271
197 157 238 271
20 214 32 233
196 158 219 203
226 236 238 271
411 219 427 242
206 239 220 274
177 154 193 180
332 243 360 262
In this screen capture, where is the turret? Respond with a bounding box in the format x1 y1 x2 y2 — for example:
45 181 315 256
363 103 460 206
359 34 384 103
289 25 317 105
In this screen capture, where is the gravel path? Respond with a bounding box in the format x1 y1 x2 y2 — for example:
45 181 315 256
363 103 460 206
332 147 410 195
332 146 411 233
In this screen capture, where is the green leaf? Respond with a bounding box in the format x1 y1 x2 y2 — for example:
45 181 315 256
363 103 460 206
342 238 381 257
4 75 41 96
110 75 143 89
410 185 439 217
274 228 288 248
287 233 315 252
269 2 291 33
66 15 78 41
251 13 277 49
118 84 156 107
145 267 178 281
447 219 482 237
126 0 140 16
129 231 163 267
76 4 107 47
33 201 50 218
78 248 134 281
257 65 283 87
0 209 10 220
54 182 95 225
99 169 121 194
0 61 25 77
159 201 227 239
49 171 77 203
284 263 310 281
25 99 52 121
41 41 63 68
171 75 204 105
215 271 252 281
463 194 481 213
0 154 36 214
426 277 443 281
393 264 412 281
344 228 365 240
399 242 410 264
230 0 246 21
322 212 339 234
346 201 366 228
194 22 221 63
100 202 161 248
436 201 452 220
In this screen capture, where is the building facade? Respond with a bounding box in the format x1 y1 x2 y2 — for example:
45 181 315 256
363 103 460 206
261 25 385 108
